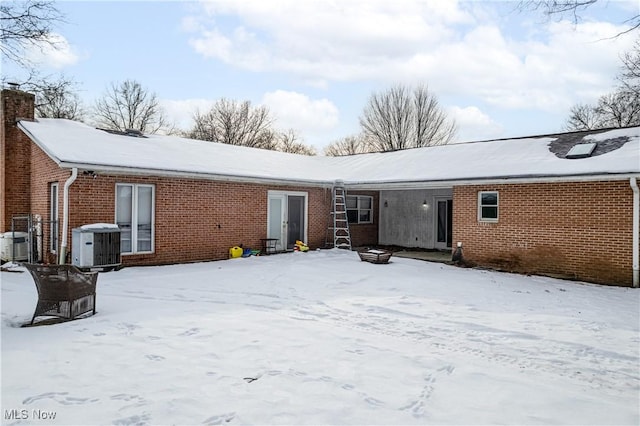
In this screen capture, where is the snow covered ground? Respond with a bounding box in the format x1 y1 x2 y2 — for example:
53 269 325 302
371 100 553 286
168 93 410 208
1 249 639 425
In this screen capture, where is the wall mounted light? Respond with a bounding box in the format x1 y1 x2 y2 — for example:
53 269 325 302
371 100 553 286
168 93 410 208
384 201 388 207
422 200 428 207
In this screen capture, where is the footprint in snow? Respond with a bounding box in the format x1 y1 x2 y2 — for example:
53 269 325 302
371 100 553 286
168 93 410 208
203 412 236 425
23 392 98 405
112 412 151 425
364 396 385 407
179 327 200 336
145 354 165 361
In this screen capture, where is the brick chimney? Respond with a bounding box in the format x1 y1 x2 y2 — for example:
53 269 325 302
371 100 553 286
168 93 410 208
1 86 35 232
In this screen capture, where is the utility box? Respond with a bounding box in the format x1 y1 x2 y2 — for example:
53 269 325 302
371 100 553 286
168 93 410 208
72 224 121 271
0 231 29 262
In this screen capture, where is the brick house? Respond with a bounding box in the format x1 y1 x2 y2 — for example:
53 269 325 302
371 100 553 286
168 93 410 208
2 88 639 286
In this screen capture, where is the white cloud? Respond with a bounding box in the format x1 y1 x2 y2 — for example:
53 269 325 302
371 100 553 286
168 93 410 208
449 106 504 142
186 0 472 80
401 19 635 113
25 33 79 69
184 1 635 116
262 90 339 132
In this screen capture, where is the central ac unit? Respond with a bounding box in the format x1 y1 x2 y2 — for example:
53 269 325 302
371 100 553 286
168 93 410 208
0 231 29 262
72 224 121 271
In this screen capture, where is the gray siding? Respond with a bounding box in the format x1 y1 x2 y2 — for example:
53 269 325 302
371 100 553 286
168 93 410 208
378 188 452 248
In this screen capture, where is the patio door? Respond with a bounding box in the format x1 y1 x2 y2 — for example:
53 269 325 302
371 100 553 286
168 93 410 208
287 195 305 248
267 191 308 251
435 198 452 249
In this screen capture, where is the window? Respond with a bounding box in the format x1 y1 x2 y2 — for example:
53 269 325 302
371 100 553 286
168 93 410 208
346 195 373 224
478 191 498 222
116 184 155 254
49 182 59 253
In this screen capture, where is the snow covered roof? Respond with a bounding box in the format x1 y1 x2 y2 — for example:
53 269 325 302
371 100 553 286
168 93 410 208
18 118 640 188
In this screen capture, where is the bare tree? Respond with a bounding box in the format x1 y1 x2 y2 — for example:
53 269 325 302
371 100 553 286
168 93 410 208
186 99 277 149
566 103 602 130
1 73 85 120
596 91 640 127
93 80 171 134
323 135 375 156
31 75 84 120
566 41 640 130
359 84 456 152
518 1 639 34
0 0 64 69
567 91 640 130
275 129 316 155
619 38 640 95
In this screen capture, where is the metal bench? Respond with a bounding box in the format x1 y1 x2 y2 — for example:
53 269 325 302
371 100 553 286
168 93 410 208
24 264 98 325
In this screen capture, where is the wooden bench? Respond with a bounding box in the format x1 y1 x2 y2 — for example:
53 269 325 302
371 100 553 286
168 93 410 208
24 264 98 325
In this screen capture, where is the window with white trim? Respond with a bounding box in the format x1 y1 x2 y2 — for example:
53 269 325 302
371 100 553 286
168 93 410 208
478 191 498 222
116 184 155 254
346 195 373 224
49 182 59 253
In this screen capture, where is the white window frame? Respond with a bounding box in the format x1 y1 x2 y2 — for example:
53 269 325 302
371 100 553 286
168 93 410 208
115 183 155 255
346 195 373 224
478 191 499 222
49 182 59 253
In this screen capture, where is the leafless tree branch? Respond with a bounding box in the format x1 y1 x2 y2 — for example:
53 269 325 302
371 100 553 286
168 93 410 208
323 134 376 156
186 98 278 149
275 129 316 155
93 80 171 134
517 1 639 36
359 84 456 152
566 39 640 130
0 0 64 69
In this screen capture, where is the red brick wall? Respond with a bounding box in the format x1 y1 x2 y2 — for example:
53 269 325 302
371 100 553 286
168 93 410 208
63 174 333 266
24 140 379 263
347 190 379 247
1 89 35 231
30 143 70 263
22 138 338 265
453 181 635 286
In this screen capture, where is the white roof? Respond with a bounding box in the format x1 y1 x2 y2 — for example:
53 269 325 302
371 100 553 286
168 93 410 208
19 118 640 187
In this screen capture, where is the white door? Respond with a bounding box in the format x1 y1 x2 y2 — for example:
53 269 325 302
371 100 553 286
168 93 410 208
268 193 286 251
267 191 308 251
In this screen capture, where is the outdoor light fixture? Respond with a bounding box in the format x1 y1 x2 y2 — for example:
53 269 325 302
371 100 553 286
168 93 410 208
422 200 428 206
384 201 388 207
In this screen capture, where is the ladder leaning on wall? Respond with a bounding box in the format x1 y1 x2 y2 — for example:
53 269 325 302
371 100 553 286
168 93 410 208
330 180 352 250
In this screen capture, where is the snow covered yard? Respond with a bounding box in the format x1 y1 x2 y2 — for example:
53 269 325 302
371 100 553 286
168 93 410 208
1 249 639 426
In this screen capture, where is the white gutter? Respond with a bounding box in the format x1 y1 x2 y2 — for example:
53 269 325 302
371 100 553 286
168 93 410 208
346 174 640 190
52 159 639 190
54 161 337 189
631 177 639 288
59 168 78 264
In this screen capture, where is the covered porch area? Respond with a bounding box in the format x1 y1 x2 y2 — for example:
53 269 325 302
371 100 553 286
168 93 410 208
377 187 454 252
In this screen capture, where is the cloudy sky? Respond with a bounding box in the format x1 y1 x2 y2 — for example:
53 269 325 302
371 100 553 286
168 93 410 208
6 0 638 152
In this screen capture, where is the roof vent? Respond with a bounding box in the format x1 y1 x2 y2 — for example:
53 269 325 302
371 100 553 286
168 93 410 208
566 142 597 159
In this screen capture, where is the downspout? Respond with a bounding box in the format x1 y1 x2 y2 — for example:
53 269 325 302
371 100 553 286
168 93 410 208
631 177 639 288
59 168 78 264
